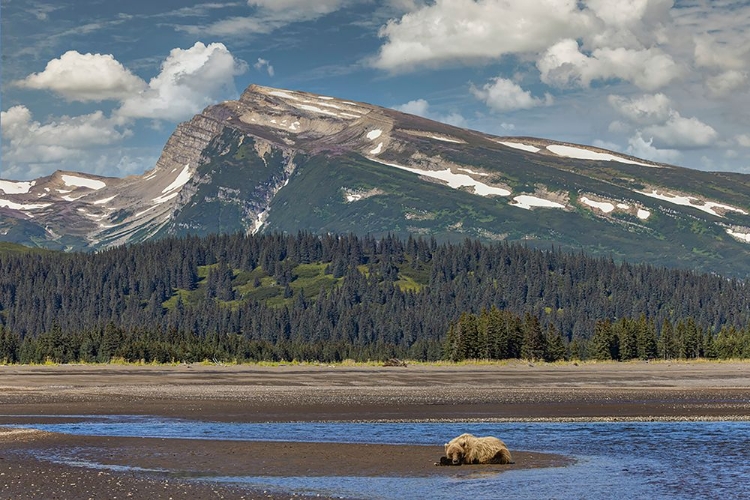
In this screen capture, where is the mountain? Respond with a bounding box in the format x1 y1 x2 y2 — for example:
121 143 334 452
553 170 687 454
2 84 750 277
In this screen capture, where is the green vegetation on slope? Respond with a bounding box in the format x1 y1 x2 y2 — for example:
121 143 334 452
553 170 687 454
1 232 749 365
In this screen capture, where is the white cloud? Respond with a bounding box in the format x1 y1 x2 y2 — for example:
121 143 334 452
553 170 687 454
736 134 750 148
626 133 681 164
372 0 592 71
608 92 718 151
642 113 718 148
179 16 277 36
179 0 348 36
13 51 146 102
247 0 346 13
538 39 680 90
705 70 748 98
592 139 622 152
394 98 429 116
3 42 249 179
392 99 467 128
693 34 749 71
586 0 673 29
471 78 552 112
1 105 131 165
116 42 247 122
254 57 275 76
608 93 672 125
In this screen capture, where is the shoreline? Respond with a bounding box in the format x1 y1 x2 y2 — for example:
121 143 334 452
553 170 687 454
2 362 749 499
1 427 572 500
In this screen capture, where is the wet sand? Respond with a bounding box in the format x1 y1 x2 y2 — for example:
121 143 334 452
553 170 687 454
1 361 749 498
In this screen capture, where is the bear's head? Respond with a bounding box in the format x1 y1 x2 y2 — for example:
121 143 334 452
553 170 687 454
444 437 468 465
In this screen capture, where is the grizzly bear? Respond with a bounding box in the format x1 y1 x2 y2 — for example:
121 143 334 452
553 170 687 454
443 433 514 465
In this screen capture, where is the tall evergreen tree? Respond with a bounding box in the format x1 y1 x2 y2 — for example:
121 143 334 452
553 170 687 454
521 313 545 361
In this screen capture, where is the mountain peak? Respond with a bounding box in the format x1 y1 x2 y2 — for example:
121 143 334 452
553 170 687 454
2 84 749 276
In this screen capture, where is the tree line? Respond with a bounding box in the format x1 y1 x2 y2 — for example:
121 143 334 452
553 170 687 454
1 232 749 364
445 308 750 362
3 308 749 364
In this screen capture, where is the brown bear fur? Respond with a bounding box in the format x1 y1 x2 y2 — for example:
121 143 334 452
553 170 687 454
444 433 514 465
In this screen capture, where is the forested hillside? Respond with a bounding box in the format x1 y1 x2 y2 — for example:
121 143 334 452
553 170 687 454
1 233 748 363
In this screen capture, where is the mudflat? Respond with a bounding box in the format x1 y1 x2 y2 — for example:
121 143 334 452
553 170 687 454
1 361 749 499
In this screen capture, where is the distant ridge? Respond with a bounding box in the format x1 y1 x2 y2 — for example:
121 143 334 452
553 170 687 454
1 84 749 277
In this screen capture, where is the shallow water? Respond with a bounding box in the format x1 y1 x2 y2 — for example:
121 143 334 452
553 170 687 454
6 417 750 499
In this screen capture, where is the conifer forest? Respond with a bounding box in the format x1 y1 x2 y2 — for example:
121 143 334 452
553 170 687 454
1 232 749 364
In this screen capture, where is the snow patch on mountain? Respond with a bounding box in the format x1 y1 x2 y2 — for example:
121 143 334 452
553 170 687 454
161 164 192 194
93 195 117 205
638 189 748 217
371 159 510 197
294 103 339 117
61 194 85 202
152 191 179 205
430 135 464 144
0 199 51 212
315 101 342 110
268 90 299 100
727 228 750 243
547 145 656 167
342 187 383 203
511 195 566 210
62 175 106 190
458 168 489 176
498 141 540 153
0 180 34 194
367 129 382 140
580 196 615 213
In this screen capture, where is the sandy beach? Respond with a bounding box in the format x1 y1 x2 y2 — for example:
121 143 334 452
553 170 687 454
1 361 749 498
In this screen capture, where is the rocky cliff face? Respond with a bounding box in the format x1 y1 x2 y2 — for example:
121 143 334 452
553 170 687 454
0 85 407 250
2 84 750 277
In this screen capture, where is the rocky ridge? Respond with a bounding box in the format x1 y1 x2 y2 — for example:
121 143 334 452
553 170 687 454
1 84 749 277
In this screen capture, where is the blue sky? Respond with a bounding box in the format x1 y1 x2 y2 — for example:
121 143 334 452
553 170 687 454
2 0 750 181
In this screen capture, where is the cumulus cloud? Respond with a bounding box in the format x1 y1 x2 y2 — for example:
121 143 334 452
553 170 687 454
537 39 680 90
609 93 718 149
592 139 623 152
116 42 247 122
4 42 248 179
586 0 673 29
626 133 681 164
693 34 749 71
13 51 146 102
736 134 750 148
705 70 748 97
607 93 672 125
470 78 553 112
642 113 718 148
392 99 468 128
372 0 591 71
254 57 275 76
1 105 131 165
393 98 429 116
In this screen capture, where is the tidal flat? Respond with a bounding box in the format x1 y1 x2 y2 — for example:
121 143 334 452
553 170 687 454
1 361 749 499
